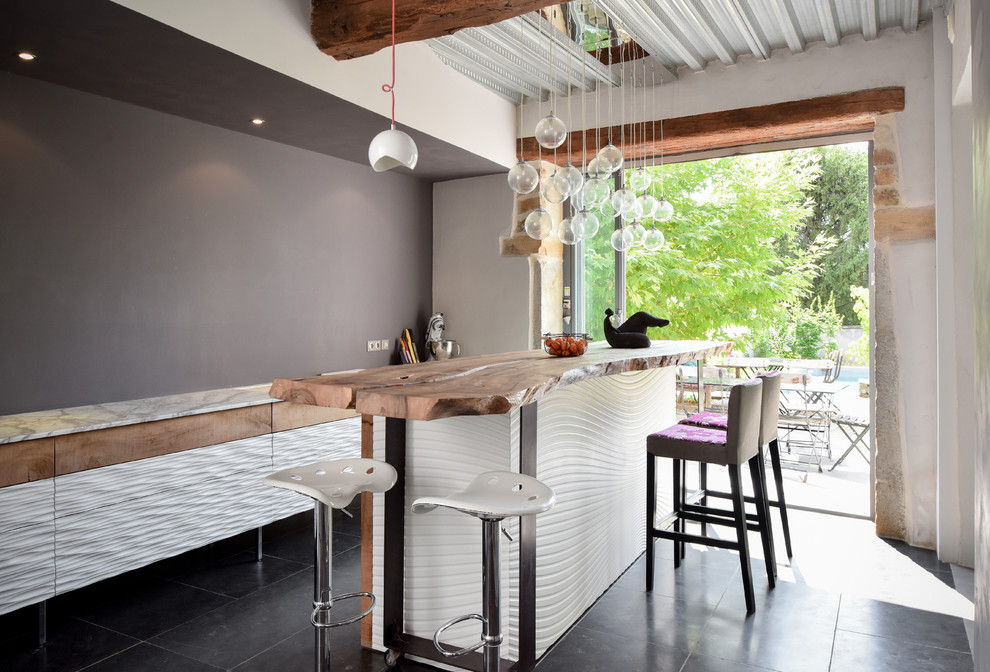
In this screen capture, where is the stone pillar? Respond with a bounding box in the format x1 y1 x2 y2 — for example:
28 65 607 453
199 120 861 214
499 161 564 349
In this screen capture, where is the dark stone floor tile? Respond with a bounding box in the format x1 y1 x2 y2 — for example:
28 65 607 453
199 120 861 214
534 625 689 672
232 621 381 672
173 550 309 599
881 538 952 573
80 642 223 671
830 629 974 672
149 569 314 669
619 551 738 606
681 652 777 671
693 581 839 672
0 617 138 672
262 525 361 566
577 581 715 651
837 595 971 653
60 574 234 641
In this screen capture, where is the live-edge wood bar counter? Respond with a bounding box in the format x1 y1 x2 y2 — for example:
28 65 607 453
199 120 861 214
270 340 730 672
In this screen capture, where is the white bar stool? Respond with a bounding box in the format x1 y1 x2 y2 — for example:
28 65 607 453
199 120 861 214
412 471 555 672
263 458 397 671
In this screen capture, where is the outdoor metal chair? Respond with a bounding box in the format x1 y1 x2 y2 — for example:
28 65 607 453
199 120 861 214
829 415 871 471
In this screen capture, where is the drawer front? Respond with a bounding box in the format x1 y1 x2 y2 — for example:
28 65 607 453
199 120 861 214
272 417 360 472
55 467 273 594
0 520 56 615
55 435 273 517
0 478 54 531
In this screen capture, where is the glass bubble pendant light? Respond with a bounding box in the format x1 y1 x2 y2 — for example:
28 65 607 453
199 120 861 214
628 221 646 246
525 208 554 240
610 226 634 252
628 168 652 192
557 217 581 245
655 197 675 222
573 209 599 239
582 177 611 208
541 173 567 204
553 163 584 198
535 113 567 149
634 192 658 219
611 187 637 217
507 160 539 194
642 226 666 251
587 156 613 179
597 143 623 174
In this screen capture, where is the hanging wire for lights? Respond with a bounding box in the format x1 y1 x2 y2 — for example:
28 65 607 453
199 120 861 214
573 33 600 241
525 12 554 240
507 17 539 194
610 42 635 220
654 67 675 223
634 60 659 222
367 0 418 171
597 41 622 174
535 10 567 150
553 15 583 203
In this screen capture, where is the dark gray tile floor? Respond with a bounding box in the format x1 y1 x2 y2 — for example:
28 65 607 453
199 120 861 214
0 506 974 672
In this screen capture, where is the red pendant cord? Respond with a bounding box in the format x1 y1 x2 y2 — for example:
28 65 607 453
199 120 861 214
381 0 396 126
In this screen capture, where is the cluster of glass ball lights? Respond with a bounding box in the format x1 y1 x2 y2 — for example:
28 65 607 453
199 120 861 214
507 113 674 252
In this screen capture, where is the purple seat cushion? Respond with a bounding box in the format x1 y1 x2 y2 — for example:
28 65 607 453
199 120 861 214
647 423 731 465
679 411 729 430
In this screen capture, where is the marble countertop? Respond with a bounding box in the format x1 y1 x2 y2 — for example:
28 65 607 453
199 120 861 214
0 385 276 445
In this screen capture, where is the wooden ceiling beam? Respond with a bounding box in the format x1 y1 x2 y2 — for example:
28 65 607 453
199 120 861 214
521 87 905 163
312 0 559 60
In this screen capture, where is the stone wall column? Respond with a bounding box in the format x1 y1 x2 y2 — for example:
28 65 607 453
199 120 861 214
499 161 564 349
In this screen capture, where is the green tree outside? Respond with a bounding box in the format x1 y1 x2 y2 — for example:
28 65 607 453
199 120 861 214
587 151 832 351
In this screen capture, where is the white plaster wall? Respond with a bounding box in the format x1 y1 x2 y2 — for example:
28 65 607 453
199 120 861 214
111 0 517 168
887 239 939 545
433 174 530 357
524 24 936 205
934 9 977 567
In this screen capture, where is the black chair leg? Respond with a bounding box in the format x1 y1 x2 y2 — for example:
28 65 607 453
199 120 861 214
768 438 793 557
749 451 776 587
729 464 755 614
646 452 656 591
673 458 682 568
699 462 708 538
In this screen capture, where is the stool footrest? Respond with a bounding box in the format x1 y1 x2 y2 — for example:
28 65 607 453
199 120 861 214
433 613 492 658
311 591 376 629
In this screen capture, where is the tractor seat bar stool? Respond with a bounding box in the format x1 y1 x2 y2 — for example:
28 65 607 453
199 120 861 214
679 370 793 557
646 377 775 614
263 458 397 671
412 471 556 672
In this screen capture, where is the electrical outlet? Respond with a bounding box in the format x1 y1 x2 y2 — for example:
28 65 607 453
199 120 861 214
367 340 381 352
379 339 391 351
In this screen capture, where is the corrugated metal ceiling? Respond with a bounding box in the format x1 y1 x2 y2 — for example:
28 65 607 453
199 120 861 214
428 0 938 104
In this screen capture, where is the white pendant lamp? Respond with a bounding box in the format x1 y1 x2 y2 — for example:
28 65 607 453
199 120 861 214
368 0 418 172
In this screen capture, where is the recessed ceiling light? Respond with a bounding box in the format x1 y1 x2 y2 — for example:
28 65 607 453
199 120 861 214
18 52 36 61
251 118 265 126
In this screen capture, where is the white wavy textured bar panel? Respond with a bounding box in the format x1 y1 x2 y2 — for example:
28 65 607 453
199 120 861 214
370 414 521 658
55 438 276 594
370 367 676 662
533 368 674 654
55 435 274 517
270 417 362 519
0 480 55 615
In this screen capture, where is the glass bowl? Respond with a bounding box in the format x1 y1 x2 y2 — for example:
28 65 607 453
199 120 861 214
542 333 591 357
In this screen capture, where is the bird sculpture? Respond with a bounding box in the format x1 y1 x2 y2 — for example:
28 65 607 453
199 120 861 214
603 308 670 348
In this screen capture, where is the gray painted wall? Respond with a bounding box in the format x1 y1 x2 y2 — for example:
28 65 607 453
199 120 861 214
0 72 433 414
974 0 989 667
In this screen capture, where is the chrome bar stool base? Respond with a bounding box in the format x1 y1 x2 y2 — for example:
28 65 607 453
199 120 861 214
412 471 555 672
263 458 397 672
